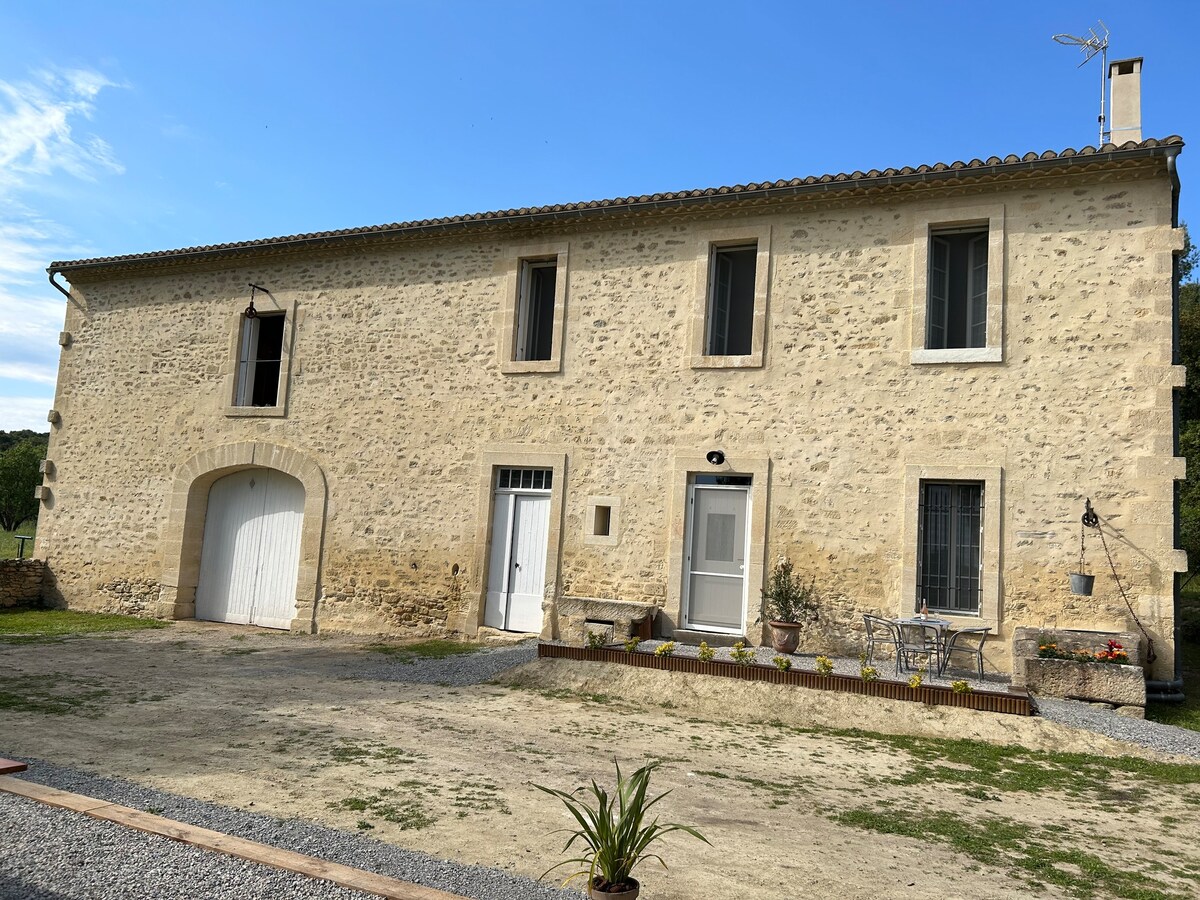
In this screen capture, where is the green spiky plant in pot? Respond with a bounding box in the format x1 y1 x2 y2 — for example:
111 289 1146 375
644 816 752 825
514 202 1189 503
534 760 709 898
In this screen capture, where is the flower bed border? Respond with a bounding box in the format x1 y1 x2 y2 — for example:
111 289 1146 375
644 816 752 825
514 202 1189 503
538 643 1032 716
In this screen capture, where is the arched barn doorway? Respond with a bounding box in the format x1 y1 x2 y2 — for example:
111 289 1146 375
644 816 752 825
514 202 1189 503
195 468 304 629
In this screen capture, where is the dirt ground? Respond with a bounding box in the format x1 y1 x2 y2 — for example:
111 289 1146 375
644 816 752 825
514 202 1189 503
2 622 1198 900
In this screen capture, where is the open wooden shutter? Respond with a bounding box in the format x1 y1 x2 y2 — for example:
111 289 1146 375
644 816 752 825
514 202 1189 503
928 236 950 349
967 233 988 348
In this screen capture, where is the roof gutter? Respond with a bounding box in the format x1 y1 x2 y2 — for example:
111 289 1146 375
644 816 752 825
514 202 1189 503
47 143 1180 278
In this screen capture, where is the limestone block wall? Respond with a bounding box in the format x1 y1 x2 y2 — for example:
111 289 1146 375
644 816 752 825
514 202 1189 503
35 165 1184 677
0 559 45 608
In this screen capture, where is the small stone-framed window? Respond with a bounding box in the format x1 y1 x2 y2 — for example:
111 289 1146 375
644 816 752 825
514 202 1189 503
584 495 622 547
499 241 568 374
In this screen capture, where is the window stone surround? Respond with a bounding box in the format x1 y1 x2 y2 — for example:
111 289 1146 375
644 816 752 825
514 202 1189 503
687 224 772 369
498 240 569 375
901 463 1003 630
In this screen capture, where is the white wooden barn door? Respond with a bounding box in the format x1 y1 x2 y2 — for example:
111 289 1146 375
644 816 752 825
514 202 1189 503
484 468 551 633
195 468 304 630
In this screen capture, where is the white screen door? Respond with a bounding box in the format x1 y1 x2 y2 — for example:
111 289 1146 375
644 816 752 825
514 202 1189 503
683 481 749 632
196 468 304 630
484 468 551 633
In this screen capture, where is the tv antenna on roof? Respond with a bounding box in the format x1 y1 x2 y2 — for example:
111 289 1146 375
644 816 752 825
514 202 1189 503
1052 20 1111 146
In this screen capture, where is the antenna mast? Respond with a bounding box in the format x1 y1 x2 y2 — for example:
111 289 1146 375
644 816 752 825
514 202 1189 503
1052 20 1110 146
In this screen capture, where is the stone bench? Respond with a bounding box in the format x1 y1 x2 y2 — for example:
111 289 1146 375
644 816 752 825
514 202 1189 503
557 597 657 645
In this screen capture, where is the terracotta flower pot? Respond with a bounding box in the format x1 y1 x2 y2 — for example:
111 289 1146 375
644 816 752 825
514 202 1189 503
769 621 801 654
589 877 640 899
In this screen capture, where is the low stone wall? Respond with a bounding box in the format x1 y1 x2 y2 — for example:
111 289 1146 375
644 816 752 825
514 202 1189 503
1011 626 1143 688
1022 657 1146 708
0 559 46 608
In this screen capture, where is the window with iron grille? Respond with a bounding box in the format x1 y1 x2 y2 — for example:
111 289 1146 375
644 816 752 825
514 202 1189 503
917 480 983 614
496 467 553 491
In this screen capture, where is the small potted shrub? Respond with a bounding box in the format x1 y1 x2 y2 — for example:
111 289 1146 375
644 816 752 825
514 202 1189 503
762 558 819 654
535 760 709 898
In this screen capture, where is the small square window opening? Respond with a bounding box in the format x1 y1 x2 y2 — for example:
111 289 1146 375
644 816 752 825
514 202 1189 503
927 227 988 350
592 505 612 537
705 244 757 356
515 259 557 362
235 312 285 407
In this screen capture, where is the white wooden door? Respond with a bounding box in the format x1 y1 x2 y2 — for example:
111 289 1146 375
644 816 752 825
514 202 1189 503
484 473 551 633
683 484 749 633
195 468 304 630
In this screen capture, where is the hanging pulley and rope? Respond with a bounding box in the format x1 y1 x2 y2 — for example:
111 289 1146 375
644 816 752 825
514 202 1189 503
1077 497 1156 664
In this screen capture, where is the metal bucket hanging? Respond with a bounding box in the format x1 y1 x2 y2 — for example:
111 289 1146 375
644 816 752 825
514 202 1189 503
1069 499 1099 596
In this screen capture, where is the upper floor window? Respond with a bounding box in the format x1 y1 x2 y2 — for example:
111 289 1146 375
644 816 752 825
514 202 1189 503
235 312 285 407
928 227 988 350
688 225 771 369
499 242 568 375
909 204 1004 365
516 258 557 362
706 244 757 356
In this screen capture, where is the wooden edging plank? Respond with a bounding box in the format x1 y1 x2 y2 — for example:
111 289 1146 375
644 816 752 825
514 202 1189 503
0 759 29 776
0 776 463 900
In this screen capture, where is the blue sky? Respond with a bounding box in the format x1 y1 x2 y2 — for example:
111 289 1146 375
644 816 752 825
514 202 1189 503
0 1 1196 431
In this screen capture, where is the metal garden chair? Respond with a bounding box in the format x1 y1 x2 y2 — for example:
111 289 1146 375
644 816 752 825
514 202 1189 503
938 627 989 679
897 622 942 674
862 614 903 674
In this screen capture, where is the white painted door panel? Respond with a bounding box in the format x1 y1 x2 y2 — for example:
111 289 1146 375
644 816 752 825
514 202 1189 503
252 472 305 629
195 469 303 630
484 493 515 629
506 494 548 632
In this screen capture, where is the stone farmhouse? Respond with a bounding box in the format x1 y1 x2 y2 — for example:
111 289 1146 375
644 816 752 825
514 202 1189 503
35 64 1186 682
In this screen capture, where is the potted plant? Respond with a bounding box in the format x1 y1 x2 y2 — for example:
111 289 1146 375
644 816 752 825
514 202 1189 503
534 760 708 898
762 558 819 654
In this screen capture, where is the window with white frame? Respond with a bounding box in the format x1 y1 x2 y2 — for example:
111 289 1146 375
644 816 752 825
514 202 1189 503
234 313 286 407
705 244 757 356
917 480 983 615
927 226 988 350
515 258 557 362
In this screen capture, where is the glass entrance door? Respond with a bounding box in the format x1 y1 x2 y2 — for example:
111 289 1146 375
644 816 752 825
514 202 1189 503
683 479 750 632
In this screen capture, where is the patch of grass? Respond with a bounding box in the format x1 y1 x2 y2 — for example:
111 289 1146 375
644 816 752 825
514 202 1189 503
0 609 167 640
0 674 110 717
328 739 426 766
329 793 435 831
0 522 36 560
451 780 511 816
1146 636 1200 732
834 807 1189 899
363 639 485 662
807 727 1200 794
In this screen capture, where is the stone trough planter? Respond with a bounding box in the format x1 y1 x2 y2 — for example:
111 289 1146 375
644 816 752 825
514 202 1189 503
1021 657 1146 709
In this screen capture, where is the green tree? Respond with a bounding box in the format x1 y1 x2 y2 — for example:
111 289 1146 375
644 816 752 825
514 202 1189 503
0 440 43 532
0 430 48 455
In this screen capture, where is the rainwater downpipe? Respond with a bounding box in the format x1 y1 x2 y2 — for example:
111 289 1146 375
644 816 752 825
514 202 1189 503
1148 152 1186 704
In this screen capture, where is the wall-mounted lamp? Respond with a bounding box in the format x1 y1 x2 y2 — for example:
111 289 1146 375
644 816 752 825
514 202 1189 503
245 283 269 319
706 450 725 466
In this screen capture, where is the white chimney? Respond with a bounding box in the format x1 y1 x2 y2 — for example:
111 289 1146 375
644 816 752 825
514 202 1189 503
1108 57 1143 144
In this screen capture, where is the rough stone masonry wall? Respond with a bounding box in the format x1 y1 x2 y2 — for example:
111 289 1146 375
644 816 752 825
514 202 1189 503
0 559 45 608
35 166 1184 677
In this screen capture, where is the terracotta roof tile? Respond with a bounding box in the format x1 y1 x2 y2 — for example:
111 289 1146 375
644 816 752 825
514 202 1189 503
49 136 1184 274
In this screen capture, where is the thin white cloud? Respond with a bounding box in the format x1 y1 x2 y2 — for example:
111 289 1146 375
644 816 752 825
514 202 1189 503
0 66 123 413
